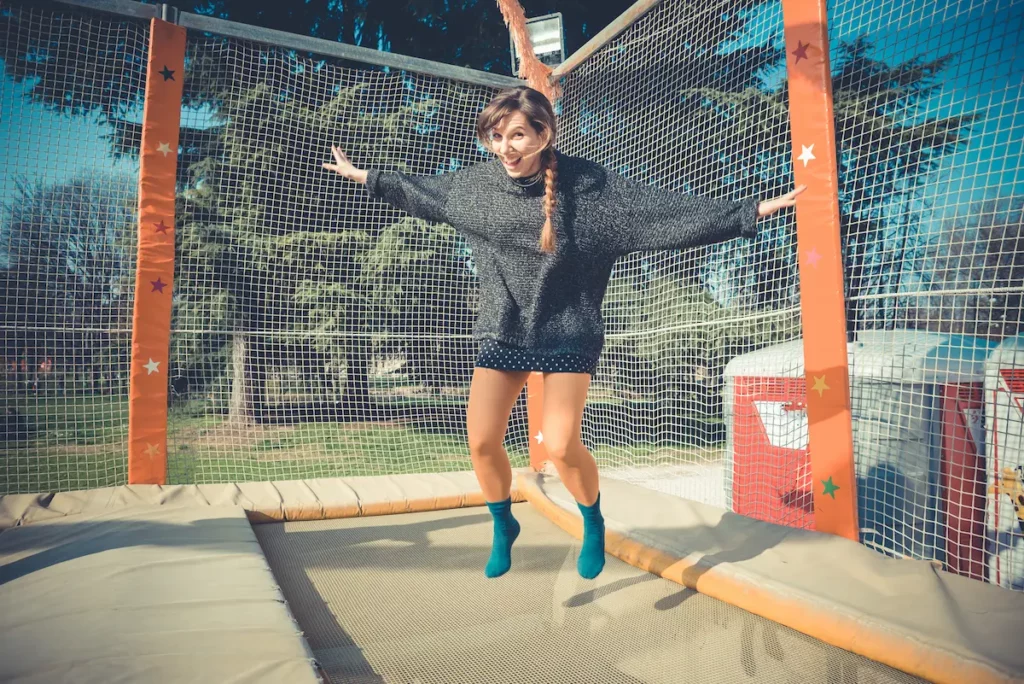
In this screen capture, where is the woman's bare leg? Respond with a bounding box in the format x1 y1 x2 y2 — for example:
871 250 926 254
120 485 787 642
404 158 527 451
540 371 605 578
466 367 531 578
466 367 531 502
539 372 600 505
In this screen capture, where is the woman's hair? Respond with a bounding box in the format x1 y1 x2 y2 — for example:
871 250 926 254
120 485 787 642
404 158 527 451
476 86 558 253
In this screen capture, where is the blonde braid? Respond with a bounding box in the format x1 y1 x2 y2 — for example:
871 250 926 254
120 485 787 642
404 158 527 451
540 148 558 253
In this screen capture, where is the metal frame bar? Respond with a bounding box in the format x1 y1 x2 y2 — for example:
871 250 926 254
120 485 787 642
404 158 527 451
179 13 521 89
45 0 160 19
551 0 663 81
47 0 522 90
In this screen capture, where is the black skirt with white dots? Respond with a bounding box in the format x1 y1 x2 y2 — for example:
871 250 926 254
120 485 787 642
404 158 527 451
475 338 599 376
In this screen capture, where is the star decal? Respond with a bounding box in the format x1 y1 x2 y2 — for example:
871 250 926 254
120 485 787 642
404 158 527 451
144 358 161 375
797 143 816 168
811 375 830 397
157 142 172 157
822 476 840 499
534 431 544 444
792 41 810 64
159 66 175 81
153 220 170 234
145 443 161 458
806 247 822 268
151 278 167 293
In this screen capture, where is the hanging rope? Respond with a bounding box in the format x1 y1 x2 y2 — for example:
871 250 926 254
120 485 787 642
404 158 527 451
494 0 562 102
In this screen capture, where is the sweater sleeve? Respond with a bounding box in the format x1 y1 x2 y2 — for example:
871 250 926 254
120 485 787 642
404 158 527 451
600 173 760 257
364 169 457 225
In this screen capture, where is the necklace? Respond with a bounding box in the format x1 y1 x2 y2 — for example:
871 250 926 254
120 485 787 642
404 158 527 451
512 171 544 188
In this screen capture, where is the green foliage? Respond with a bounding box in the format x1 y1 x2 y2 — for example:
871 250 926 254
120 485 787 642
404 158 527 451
0 174 136 383
603 272 800 414
171 77 482 410
908 195 1024 338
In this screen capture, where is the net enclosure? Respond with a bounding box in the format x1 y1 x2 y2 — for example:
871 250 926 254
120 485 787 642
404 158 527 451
1 0 1023 683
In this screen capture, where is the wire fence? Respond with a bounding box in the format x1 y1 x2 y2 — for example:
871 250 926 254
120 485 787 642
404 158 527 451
1 0 1021 590
557 0 1024 589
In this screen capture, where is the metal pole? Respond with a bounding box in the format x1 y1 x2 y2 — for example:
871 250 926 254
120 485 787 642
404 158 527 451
46 0 160 19
550 0 663 81
46 0 522 91
178 13 523 91
159 4 179 24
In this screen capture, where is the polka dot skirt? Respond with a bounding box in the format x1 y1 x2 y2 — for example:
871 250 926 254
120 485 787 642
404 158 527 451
475 338 599 376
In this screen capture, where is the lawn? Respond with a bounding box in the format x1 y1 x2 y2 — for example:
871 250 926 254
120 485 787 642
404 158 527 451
2 391 724 495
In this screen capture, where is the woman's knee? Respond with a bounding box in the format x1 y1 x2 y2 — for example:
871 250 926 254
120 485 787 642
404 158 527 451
467 428 504 458
542 430 581 464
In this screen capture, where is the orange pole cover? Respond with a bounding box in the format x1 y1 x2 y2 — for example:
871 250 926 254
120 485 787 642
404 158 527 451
781 0 859 540
127 19 186 484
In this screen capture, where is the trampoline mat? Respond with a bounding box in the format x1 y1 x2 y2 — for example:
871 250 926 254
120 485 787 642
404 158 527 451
254 503 925 684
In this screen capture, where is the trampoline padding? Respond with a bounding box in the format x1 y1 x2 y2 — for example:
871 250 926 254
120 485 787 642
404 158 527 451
0 504 320 684
520 473 1024 684
0 471 524 530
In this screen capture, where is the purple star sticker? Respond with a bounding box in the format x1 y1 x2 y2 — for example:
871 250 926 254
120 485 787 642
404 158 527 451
151 278 167 293
793 41 810 63
153 220 170 234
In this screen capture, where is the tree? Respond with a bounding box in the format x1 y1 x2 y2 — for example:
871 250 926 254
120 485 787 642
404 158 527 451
829 38 978 332
561 23 977 338
361 216 477 390
602 270 800 416
906 195 1024 338
172 71 489 423
1 0 637 121
0 174 136 393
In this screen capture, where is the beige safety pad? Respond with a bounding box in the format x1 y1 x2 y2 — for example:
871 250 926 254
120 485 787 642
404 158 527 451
520 472 1024 684
0 504 320 684
0 470 525 529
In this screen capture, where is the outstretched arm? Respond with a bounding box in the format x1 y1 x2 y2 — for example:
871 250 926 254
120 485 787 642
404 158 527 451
323 145 455 225
600 172 805 256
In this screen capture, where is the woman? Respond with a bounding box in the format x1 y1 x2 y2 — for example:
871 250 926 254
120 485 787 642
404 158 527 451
324 86 805 580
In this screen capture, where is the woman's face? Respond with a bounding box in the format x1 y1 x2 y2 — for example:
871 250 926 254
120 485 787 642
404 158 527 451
489 111 549 178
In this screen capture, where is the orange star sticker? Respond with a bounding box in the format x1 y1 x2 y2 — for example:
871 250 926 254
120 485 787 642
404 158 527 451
811 375 830 397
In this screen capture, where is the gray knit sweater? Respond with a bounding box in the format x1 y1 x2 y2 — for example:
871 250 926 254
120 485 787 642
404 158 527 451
365 149 759 361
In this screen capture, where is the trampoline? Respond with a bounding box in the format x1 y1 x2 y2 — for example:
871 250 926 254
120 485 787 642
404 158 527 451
2 472 1021 683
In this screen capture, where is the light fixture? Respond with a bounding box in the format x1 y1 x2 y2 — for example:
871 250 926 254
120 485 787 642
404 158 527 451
510 13 566 72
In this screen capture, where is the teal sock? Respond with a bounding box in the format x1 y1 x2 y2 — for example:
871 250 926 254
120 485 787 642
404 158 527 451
484 498 520 578
577 493 606 579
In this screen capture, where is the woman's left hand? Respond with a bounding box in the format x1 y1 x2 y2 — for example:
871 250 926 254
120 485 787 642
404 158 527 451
757 185 807 217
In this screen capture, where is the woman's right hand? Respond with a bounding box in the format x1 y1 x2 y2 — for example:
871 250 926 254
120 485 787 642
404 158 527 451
323 145 368 184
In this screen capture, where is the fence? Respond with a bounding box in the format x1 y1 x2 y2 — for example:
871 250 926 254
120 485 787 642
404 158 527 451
1 0 1022 589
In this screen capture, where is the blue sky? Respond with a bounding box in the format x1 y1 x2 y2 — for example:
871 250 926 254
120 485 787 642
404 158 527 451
0 0 1020 246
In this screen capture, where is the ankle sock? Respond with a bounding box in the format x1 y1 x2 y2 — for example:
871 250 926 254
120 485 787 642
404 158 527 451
484 497 520 578
577 493 606 579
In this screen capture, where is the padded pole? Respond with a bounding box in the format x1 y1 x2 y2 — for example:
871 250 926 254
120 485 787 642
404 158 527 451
781 0 859 540
127 18 186 484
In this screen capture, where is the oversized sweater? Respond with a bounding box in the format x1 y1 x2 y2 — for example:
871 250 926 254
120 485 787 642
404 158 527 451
364 149 760 361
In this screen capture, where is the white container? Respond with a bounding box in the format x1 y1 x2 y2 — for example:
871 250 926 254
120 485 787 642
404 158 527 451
984 335 1024 589
724 330 994 565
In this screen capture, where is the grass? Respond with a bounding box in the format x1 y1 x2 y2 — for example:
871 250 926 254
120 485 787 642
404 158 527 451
2 391 724 494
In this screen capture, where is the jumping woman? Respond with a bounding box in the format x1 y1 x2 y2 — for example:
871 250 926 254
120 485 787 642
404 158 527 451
323 85 805 580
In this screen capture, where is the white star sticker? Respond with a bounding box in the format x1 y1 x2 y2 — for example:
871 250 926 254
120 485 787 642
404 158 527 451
534 431 544 444
797 144 816 167
144 358 161 374
157 142 172 157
